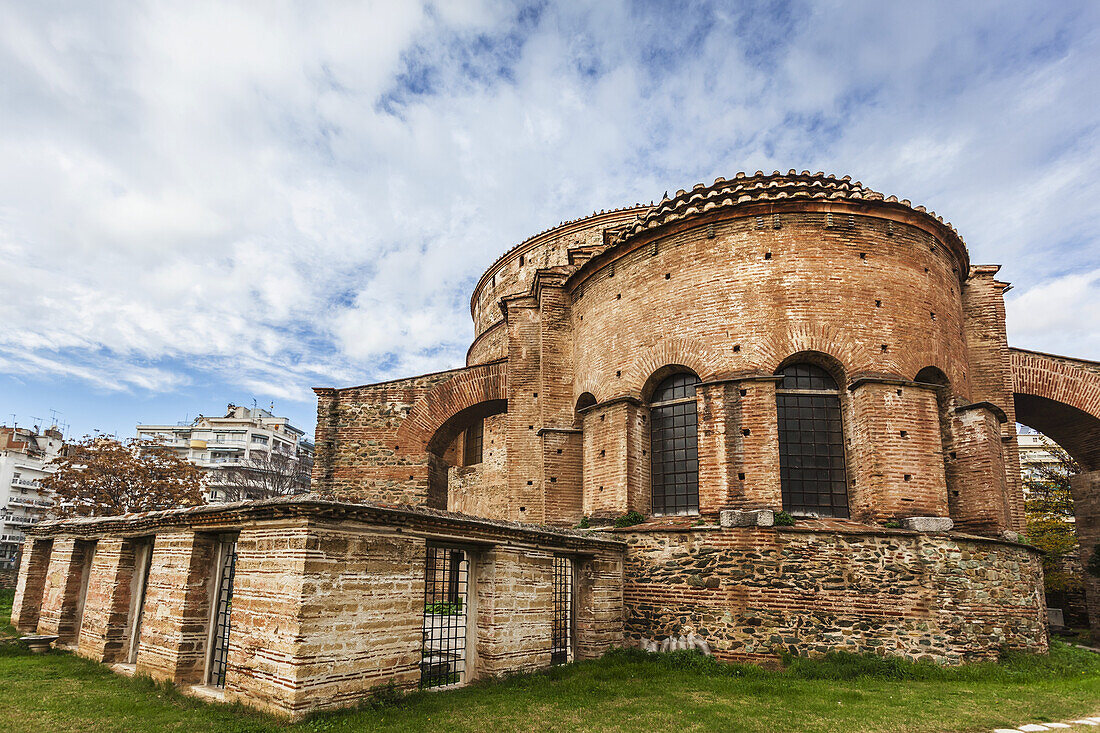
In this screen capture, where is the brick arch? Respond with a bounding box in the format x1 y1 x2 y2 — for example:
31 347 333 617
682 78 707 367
1010 348 1100 471
1011 350 1100 634
394 361 508 455
573 377 605 405
755 324 861 382
622 337 723 399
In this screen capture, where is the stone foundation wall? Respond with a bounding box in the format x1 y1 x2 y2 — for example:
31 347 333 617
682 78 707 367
622 524 1047 664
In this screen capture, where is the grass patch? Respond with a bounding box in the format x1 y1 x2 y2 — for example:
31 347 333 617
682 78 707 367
1 588 17 639
1 587 1098 732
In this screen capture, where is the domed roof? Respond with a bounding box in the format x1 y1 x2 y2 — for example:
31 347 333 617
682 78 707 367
610 170 967 258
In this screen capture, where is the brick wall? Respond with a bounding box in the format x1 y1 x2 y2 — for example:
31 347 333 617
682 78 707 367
134 531 219 683
312 370 461 505
37 537 94 643
18 499 625 718
448 412 508 517
563 212 972 525
1071 471 1100 632
962 268 1025 531
949 405 1011 534
847 381 948 522
10 538 51 631
470 208 646 337
76 537 138 663
622 524 1047 663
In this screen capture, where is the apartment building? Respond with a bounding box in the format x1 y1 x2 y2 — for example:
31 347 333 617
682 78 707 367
0 426 63 561
136 403 314 502
1018 424 1066 481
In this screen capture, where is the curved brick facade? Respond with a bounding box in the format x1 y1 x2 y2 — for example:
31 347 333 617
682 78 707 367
23 171 1095 721
311 171 1079 664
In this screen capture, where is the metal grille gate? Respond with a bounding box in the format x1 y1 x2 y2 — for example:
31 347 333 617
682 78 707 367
551 556 573 665
421 546 468 688
209 540 237 688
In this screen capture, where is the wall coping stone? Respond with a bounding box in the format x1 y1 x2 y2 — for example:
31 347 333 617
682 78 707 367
24 495 625 552
901 516 955 533
955 400 1009 423
848 376 942 391
614 517 1040 551
577 395 643 414
318 357 509 394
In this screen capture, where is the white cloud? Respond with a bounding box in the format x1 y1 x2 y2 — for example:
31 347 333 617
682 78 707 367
0 0 1097 422
1006 269 1100 358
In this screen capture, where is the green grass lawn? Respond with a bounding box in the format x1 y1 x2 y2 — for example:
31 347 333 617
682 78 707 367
2 588 1099 732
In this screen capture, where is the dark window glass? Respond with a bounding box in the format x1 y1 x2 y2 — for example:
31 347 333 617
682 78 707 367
463 419 484 466
650 373 700 515
775 363 849 518
652 372 699 403
778 362 838 391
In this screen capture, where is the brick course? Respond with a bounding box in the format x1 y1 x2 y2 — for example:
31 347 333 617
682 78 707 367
622 523 1046 664
18 170 1100 716
15 498 625 718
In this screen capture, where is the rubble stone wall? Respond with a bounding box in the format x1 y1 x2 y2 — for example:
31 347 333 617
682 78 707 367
622 525 1047 664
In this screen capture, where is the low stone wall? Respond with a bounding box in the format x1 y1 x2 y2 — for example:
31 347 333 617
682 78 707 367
622 522 1047 664
10 497 625 718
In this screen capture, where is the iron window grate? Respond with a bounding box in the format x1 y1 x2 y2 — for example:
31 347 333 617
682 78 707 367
650 373 701 515
421 546 468 689
551 555 573 665
209 540 237 688
776 364 849 518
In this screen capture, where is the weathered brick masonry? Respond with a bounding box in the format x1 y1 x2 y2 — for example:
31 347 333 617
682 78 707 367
17 170 1100 715
621 521 1046 664
13 497 624 717
306 170 1092 666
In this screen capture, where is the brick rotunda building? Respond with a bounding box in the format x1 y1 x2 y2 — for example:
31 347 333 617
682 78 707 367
15 171 1100 718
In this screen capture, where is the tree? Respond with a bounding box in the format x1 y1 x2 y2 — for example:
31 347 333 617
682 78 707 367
42 435 206 517
214 446 312 503
1023 438 1082 595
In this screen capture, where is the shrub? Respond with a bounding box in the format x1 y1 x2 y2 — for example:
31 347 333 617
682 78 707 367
614 511 646 528
773 511 796 526
424 600 463 615
883 520 902 529
576 516 590 529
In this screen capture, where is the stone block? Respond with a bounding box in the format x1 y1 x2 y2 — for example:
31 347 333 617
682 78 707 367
720 509 774 528
901 516 953 533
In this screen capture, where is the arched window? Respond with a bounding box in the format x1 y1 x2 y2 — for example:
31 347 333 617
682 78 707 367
463 418 484 466
650 373 700 515
775 363 849 517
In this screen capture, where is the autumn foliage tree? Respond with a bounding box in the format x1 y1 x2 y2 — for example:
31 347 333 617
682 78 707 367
1023 438 1082 595
42 435 206 517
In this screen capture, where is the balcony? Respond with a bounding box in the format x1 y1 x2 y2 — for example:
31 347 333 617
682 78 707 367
11 477 40 489
0 534 25 544
208 456 244 465
6 496 51 508
3 515 36 526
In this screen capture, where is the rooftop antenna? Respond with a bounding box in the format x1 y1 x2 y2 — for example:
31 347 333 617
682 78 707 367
29 416 43 434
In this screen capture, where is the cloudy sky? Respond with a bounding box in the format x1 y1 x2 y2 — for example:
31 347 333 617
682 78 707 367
1 1 1098 440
